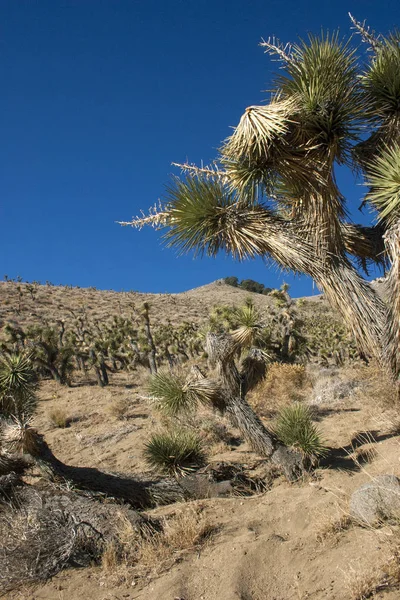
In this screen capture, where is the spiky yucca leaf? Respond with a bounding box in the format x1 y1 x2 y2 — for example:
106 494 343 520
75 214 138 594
148 369 219 416
361 33 400 124
2 417 41 455
0 352 37 418
223 99 294 160
274 403 328 462
148 371 193 416
144 429 205 475
365 143 400 224
0 352 37 397
231 302 264 349
276 32 361 162
162 176 269 259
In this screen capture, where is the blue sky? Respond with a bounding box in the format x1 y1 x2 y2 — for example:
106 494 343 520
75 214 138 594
1 1 398 295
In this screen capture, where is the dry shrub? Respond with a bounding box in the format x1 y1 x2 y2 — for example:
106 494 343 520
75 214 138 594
102 505 214 579
357 363 398 409
109 397 131 420
346 566 385 600
249 363 311 417
315 512 352 544
48 408 69 428
101 541 120 572
0 504 100 592
138 506 214 573
197 416 236 455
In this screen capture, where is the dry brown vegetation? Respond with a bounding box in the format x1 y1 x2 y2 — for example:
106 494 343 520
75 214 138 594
249 362 312 417
1 281 400 600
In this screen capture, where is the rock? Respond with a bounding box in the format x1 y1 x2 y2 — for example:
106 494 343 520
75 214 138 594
350 475 400 525
311 378 359 406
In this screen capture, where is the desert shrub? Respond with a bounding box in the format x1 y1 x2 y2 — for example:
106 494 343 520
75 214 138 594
0 352 37 419
148 370 191 416
48 408 69 428
102 506 214 578
199 417 233 445
224 276 239 287
357 363 398 409
249 363 310 416
0 505 99 591
274 403 328 463
109 397 131 419
299 314 361 366
223 277 272 295
239 279 265 294
144 429 205 475
138 506 214 571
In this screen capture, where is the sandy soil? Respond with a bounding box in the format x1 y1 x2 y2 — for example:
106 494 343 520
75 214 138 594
1 281 399 600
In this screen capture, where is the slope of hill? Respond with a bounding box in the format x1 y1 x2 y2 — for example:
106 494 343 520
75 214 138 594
0 279 324 330
1 280 399 600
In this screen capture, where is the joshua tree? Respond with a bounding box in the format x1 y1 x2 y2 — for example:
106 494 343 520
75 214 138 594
26 325 75 385
120 17 400 383
140 302 158 374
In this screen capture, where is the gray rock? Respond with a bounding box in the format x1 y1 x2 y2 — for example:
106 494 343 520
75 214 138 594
311 378 359 406
350 474 400 525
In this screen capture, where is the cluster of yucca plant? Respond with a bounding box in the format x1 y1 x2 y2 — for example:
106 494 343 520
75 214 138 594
274 403 327 465
0 351 37 419
144 429 205 476
300 313 361 366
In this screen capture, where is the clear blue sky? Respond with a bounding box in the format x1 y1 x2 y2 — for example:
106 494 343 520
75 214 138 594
1 1 398 294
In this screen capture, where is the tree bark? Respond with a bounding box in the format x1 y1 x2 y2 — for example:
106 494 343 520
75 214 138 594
383 222 400 388
204 333 303 480
141 303 158 374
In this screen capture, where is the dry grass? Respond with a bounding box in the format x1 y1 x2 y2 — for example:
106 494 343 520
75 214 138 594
138 506 214 571
48 408 70 428
315 512 353 544
350 444 378 466
345 528 400 599
346 566 386 600
356 363 398 409
108 398 131 420
249 363 311 417
101 505 215 580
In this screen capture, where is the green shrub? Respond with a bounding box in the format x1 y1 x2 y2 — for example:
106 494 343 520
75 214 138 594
144 429 205 475
274 403 327 463
48 408 70 428
148 370 192 416
0 352 37 418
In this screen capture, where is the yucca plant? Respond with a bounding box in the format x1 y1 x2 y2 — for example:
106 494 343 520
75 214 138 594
231 301 265 349
121 16 400 383
148 369 219 416
148 370 191 416
144 429 205 476
274 403 328 465
0 352 37 419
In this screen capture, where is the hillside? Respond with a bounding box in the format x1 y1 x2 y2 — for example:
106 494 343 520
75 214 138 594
0 279 324 331
1 280 399 600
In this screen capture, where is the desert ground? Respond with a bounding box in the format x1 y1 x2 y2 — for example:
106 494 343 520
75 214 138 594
1 280 399 600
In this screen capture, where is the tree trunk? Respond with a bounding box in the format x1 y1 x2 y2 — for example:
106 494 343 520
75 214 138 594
99 355 109 386
383 222 400 390
315 260 389 369
47 363 62 384
141 303 158 374
204 334 304 480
